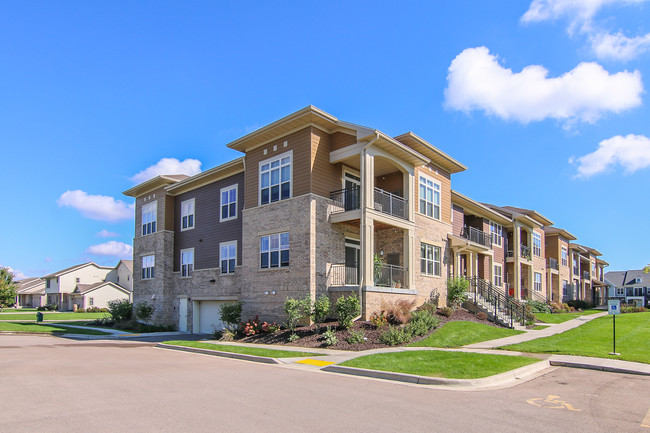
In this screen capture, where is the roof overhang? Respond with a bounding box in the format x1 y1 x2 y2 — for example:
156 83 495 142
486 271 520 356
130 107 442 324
451 191 511 225
166 158 245 196
123 175 188 198
597 258 609 267
543 227 578 241
363 131 431 167
394 132 467 174
448 233 493 253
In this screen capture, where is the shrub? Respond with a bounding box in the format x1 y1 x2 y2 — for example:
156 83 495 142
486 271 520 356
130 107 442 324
622 306 646 313
114 318 138 330
321 326 338 346
311 294 331 325
550 302 571 313
437 307 453 317
567 300 593 310
84 306 108 313
416 301 438 315
378 325 412 346
107 299 133 322
220 302 243 333
135 302 155 322
476 312 488 321
335 294 361 330
527 300 551 314
75 308 86 313
242 316 261 336
284 297 306 333
93 316 115 327
345 329 365 344
288 333 299 342
446 277 469 308
404 310 441 337
370 310 388 328
381 298 416 324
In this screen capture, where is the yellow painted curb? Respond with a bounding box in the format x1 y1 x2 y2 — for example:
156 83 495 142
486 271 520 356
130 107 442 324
295 359 335 367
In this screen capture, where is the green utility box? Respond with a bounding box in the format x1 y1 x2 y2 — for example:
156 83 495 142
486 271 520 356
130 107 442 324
36 312 43 323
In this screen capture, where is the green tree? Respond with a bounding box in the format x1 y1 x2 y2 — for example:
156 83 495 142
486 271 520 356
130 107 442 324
643 264 650 274
0 268 18 312
446 277 469 309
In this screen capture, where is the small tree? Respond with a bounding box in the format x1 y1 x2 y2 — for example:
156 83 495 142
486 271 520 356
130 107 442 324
219 301 243 333
107 299 133 322
307 294 331 334
135 302 155 322
446 277 469 309
335 293 361 330
283 297 305 337
0 268 18 311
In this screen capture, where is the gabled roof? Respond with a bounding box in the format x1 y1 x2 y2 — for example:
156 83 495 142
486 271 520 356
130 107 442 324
74 281 131 295
451 191 511 225
543 227 578 241
571 243 602 257
42 262 111 279
501 206 553 227
117 260 133 273
393 132 467 174
165 158 245 196
17 278 45 294
605 270 648 287
482 204 544 228
123 174 189 198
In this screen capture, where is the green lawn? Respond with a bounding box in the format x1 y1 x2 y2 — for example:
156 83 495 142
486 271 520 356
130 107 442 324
532 325 550 330
503 312 650 364
340 350 539 379
534 309 601 324
0 312 109 321
1 308 38 312
0 322 110 335
408 321 524 348
163 341 322 358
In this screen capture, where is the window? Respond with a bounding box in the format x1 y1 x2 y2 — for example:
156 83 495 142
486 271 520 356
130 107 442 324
181 198 195 230
561 247 568 267
572 255 579 275
418 175 440 219
221 185 238 221
260 233 289 269
615 287 625 296
181 249 194 277
220 241 237 274
562 280 568 296
89 298 94 306
532 232 542 257
493 264 502 286
635 277 643 284
75 278 80 283
260 153 291 205
142 201 157 235
420 243 441 277
490 222 502 247
46 279 51 289
534 272 542 292
142 255 155 280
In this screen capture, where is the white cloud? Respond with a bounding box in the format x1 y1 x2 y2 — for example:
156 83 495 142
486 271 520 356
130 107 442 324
522 0 650 60
571 134 650 177
86 241 133 259
444 46 643 125
57 190 135 222
129 158 202 184
1 266 27 280
96 229 119 238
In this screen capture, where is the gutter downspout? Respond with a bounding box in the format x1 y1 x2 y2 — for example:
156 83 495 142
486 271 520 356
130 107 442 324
355 131 380 323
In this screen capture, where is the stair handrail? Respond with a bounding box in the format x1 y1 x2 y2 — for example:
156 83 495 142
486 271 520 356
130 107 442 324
466 276 531 328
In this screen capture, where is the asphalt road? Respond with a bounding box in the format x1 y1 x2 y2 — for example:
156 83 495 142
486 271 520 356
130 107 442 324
1 335 649 433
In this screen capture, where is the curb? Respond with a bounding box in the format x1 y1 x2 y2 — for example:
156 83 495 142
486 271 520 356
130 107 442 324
156 343 280 364
549 359 650 376
323 359 550 388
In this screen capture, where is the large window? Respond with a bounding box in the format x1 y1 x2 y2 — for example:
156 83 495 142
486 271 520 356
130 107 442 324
221 185 238 221
260 233 289 269
494 264 503 287
180 248 194 278
532 232 542 257
418 175 440 219
561 246 568 267
142 255 155 280
220 241 237 274
562 280 568 296
420 243 441 277
181 198 195 231
572 255 579 275
142 201 157 236
490 222 503 247
260 153 291 205
534 272 542 292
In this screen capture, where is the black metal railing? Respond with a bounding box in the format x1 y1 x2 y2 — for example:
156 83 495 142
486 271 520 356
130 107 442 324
548 258 559 270
330 186 360 213
373 188 407 220
520 244 532 260
582 271 590 280
531 288 548 304
461 226 492 248
328 264 359 286
467 276 531 328
373 263 407 288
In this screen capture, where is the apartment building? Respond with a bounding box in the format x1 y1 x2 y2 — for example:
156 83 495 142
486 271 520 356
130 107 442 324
568 244 607 305
543 227 577 303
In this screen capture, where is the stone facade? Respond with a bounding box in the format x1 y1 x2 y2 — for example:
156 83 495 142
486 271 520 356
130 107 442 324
413 214 451 309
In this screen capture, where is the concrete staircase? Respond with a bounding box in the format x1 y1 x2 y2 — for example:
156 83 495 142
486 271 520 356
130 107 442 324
464 276 532 330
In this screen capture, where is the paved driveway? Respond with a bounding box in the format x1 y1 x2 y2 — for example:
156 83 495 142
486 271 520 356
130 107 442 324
1 335 649 432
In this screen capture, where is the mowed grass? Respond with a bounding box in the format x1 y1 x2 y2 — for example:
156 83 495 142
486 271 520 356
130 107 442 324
503 312 650 364
0 312 108 321
408 321 524 348
0 322 110 335
1 308 38 312
534 309 601 324
340 350 539 379
163 341 322 358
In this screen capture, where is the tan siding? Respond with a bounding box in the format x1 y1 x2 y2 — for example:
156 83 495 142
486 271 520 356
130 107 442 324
330 131 357 151
376 171 403 195
414 165 452 224
452 205 464 237
134 186 168 238
310 127 342 198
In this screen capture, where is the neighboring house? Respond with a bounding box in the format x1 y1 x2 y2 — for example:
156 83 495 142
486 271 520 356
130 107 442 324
16 278 46 308
605 270 649 307
43 261 133 310
123 106 609 333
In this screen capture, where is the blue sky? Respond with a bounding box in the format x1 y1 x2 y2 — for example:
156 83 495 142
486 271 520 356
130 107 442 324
2 0 650 279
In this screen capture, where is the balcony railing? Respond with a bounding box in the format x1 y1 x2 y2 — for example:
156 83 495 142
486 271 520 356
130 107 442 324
328 264 359 286
548 258 559 270
330 186 360 213
374 263 408 288
507 244 531 260
461 226 492 248
373 188 407 220
583 271 590 280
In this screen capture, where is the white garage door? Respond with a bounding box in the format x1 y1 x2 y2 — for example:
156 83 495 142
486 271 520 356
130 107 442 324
198 301 226 334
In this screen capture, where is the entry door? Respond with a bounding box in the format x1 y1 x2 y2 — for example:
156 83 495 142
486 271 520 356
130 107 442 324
345 239 360 285
344 173 360 211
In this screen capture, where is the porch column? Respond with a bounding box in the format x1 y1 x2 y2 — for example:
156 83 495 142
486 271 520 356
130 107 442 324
513 222 521 300
403 229 414 289
360 149 375 288
404 170 415 221
361 215 374 286
488 254 493 286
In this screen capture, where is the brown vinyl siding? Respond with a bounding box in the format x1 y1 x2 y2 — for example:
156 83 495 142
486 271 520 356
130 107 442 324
311 127 342 198
173 172 244 271
452 205 464 236
330 131 357 151
376 171 403 196
546 235 559 260
414 165 452 224
243 127 312 209
134 186 167 238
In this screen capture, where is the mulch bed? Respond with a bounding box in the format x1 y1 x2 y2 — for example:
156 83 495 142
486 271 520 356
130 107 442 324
235 308 498 351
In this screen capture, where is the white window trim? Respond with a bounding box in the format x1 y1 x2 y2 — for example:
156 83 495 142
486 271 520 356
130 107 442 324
532 232 542 257
420 242 441 277
219 241 237 275
418 172 441 221
534 272 542 292
220 184 238 222
258 150 293 206
615 287 625 296
180 198 195 231
493 264 503 287
141 201 157 236
490 222 503 247
142 255 155 280
561 246 568 267
260 232 290 269
180 248 194 278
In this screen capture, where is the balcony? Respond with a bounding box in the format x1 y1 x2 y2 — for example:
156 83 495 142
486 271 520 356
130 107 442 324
582 271 590 280
507 244 531 260
373 188 407 220
461 226 492 248
328 264 359 286
330 186 360 213
548 258 559 271
374 263 408 288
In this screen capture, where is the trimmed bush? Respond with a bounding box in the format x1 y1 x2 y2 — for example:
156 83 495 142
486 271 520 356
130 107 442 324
527 300 551 314
446 277 468 308
405 310 441 337
220 302 243 332
379 325 412 346
346 329 365 344
321 326 338 346
283 297 306 334
135 302 155 322
335 294 361 330
567 300 593 310
107 299 132 322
